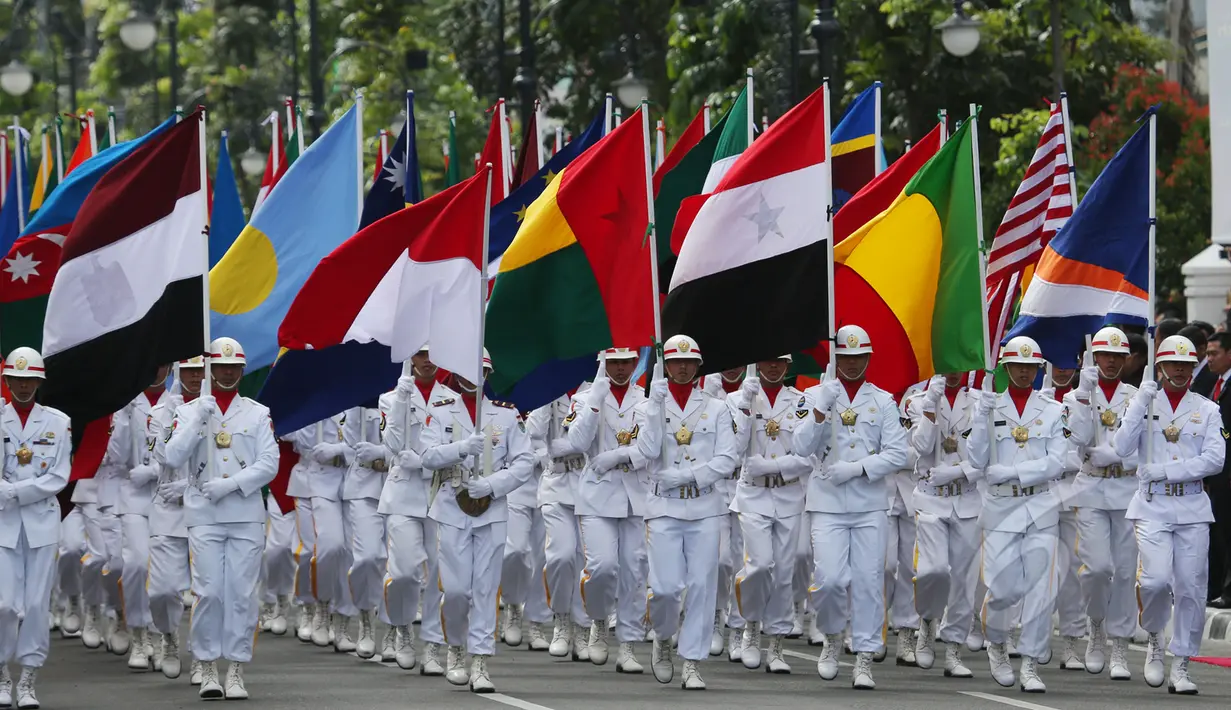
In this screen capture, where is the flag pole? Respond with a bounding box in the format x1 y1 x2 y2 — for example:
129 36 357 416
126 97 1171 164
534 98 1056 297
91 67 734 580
0 133 7 207
703 103 711 134
355 91 365 220
197 108 215 486
746 67 756 381
534 99 545 168
85 110 98 155
603 94 613 136
939 108 948 144
52 116 65 182
284 98 295 155
822 79 836 378
1145 110 1157 463
405 91 414 199
38 127 49 196
969 103 997 466
641 101 663 368
498 98 511 200
10 120 27 232
654 119 665 171
378 129 389 167
554 126 563 155
477 163 494 457
107 106 117 147
873 81 884 176
1060 93 1079 207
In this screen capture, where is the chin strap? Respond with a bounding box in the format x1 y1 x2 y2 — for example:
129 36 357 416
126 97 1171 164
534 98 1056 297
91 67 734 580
1163 373 1192 389
1099 365 1124 380
721 371 744 384
838 364 868 382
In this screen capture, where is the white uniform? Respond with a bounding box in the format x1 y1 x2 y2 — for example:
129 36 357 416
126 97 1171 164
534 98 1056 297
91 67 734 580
534 396 591 637
731 385 811 637
567 382 649 644
1112 387 1224 657
164 394 278 664
94 415 128 620
147 395 192 638
0 403 72 668
341 405 388 615
708 381 746 647
501 409 549 635
885 390 920 636
967 389 1065 660
70 419 124 626
380 381 447 649
1042 386 1086 644
634 385 739 662
795 381 908 653
421 394 535 656
260 493 296 611
116 391 170 634
1064 382 1140 641
285 416 354 617
910 387 981 645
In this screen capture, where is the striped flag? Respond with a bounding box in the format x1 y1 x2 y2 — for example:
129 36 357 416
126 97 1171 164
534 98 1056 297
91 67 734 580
984 104 1073 351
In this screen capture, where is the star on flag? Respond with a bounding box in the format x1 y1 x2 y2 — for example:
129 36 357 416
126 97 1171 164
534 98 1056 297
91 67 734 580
4 252 41 284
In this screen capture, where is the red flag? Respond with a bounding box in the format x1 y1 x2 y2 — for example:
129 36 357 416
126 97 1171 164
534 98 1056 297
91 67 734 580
653 106 706 196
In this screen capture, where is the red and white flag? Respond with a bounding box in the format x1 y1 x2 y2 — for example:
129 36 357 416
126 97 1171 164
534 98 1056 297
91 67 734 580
252 111 286 214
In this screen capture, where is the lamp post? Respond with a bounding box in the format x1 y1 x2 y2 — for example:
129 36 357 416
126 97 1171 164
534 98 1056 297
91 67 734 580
612 0 647 110
1050 0 1063 96
512 0 536 129
808 0 841 109
936 0 983 58
0 61 34 97
239 146 266 177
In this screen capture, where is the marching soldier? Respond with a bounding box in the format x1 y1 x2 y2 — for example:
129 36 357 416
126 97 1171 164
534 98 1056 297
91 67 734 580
703 366 749 659
731 356 810 674
341 402 390 659
420 351 535 693
380 348 449 674
1112 334 1224 695
794 325 908 690
887 384 922 666
566 348 648 671
164 337 279 700
258 492 296 637
634 335 739 690
1064 327 1139 679
500 406 550 651
0 348 71 709
968 336 1065 693
909 373 979 678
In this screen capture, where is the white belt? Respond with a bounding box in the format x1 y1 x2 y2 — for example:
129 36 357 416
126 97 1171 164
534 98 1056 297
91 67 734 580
988 482 1049 498
918 482 967 498
551 455 585 474
653 483 715 499
1144 480 1203 498
1087 464 1133 479
748 473 797 489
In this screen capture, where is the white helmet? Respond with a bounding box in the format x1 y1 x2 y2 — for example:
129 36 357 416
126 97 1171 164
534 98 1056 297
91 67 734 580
1000 336 1044 366
768 354 793 363
663 335 702 362
209 337 246 366
3 347 45 379
1156 335 1199 364
597 347 639 361
482 348 493 372
1090 327 1130 355
834 325 872 356
179 355 205 370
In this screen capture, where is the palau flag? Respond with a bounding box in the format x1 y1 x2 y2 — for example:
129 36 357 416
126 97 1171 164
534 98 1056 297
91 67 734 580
1005 107 1155 365
830 82 880 212
209 104 360 371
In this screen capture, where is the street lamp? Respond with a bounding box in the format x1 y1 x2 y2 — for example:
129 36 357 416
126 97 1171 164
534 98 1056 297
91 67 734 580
936 1 983 58
612 72 648 109
239 146 266 177
119 11 158 52
0 61 34 97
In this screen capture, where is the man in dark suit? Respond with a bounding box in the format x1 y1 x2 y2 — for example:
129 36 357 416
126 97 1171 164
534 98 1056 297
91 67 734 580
1203 332 1231 607
1181 325 1216 397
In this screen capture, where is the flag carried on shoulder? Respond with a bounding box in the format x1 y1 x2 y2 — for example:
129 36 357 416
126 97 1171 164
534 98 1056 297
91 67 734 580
661 84 832 374
39 110 207 435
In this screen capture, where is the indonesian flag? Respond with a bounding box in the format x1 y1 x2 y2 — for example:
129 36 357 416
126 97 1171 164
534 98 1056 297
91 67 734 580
253 112 286 214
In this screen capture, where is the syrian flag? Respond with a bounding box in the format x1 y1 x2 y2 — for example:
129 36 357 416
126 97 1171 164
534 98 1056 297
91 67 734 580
39 111 207 435
661 85 832 374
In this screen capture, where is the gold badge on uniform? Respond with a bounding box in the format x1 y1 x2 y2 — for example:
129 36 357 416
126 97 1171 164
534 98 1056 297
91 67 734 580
941 437 958 455
215 431 232 449
839 409 858 426
675 426 693 446
1100 409 1118 427
1163 425 1180 443
765 419 781 438
15 445 32 465
1011 425 1029 444
616 429 633 446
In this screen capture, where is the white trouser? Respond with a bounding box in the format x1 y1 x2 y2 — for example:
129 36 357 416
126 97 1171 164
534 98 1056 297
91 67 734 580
913 512 980 644
189 522 265 663
148 535 190 635
578 515 647 643
119 514 152 629
438 521 506 656
294 497 353 613
1078 507 1137 639
793 512 812 608
1054 510 1085 638
885 511 919 630
1135 519 1208 657
502 503 552 625
647 515 721 662
810 511 885 652
717 510 745 630
345 499 385 613
736 512 801 636
982 521 1057 659
0 531 58 668
293 498 316 604
384 515 443 643
262 503 297 603
58 507 86 600
541 503 589 624
80 503 120 609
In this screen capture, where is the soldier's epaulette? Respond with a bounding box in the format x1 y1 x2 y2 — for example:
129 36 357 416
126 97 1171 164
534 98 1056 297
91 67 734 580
961 428 972 439
492 400 517 410
1063 428 1072 439
900 417 912 429
796 408 810 420
432 398 455 407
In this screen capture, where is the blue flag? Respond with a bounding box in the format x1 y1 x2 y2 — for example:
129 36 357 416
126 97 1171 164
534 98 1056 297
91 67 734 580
360 91 422 229
0 130 31 256
209 132 246 268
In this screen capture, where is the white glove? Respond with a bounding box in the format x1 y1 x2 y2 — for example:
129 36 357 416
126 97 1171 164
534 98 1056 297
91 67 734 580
590 449 628 473
460 432 486 457
824 460 863 484
129 464 159 487
1039 386 1056 401
814 378 843 414
201 477 240 501
656 467 696 488
586 379 611 410
1135 380 1159 406
311 442 348 464
396 375 416 396
196 395 218 420
737 376 762 410
465 477 494 499
1137 463 1166 482
157 479 188 503
1078 366 1099 395
974 389 996 417
926 463 965 486
355 441 386 464
985 463 1016 485
743 455 778 477
395 449 420 470
649 377 669 403
923 375 945 407
1088 444 1120 468
0 481 15 508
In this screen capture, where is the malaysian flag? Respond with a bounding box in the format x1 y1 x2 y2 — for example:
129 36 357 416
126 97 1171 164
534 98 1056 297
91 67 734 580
985 103 1074 351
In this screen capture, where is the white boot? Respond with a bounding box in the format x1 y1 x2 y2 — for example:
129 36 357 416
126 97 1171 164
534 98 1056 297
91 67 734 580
1169 656 1198 695
571 621 590 661
616 642 643 674
224 663 248 700
296 603 313 642
127 628 151 670
1109 637 1131 680
1085 617 1107 673
765 635 790 674
109 613 131 656
389 625 413 670
896 628 918 667
816 633 841 680
310 602 330 647
259 602 275 632
651 638 675 684
356 611 376 659
161 632 182 679
915 619 936 670
61 597 82 636
708 610 724 656
14 668 37 710
189 660 204 686
270 596 289 635
0 665 12 708
198 661 224 699
379 626 397 662
1144 632 1165 688
807 612 824 646
420 642 444 676
727 622 745 663
1007 626 1020 659
503 605 523 647
548 614 571 657
851 652 875 690
81 605 102 649
966 611 984 652
681 659 706 690
943 642 973 678
527 622 549 651
588 620 609 666
987 642 1015 687
445 645 469 686
332 614 356 653
788 601 804 639
469 655 495 693
740 621 762 669
1061 635 1086 671
1019 656 1046 693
